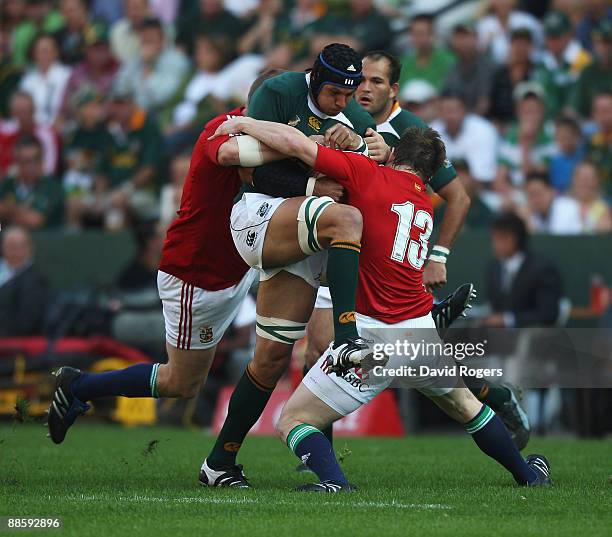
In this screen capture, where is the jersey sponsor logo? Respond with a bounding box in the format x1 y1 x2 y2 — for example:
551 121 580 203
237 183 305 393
246 230 258 248
288 115 301 127
308 116 322 132
338 311 356 324
256 202 271 218
223 442 242 452
200 325 213 344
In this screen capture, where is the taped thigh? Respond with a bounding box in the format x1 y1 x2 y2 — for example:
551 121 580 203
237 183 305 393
256 315 307 345
296 196 335 256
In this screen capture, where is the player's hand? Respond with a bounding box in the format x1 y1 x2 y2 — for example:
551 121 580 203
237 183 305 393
324 124 362 150
313 177 344 201
364 128 391 163
423 261 447 293
208 117 250 140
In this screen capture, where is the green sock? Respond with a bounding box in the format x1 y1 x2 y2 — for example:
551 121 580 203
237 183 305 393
327 240 360 344
207 364 274 469
303 364 333 445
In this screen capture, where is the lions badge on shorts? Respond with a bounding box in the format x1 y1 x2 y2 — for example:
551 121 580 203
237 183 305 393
200 326 213 344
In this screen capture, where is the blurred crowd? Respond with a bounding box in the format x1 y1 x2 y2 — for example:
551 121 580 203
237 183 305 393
0 0 610 235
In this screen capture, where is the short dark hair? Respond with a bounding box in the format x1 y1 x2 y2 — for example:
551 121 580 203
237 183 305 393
525 171 552 187
247 68 286 104
410 13 435 29
140 17 164 33
392 126 446 181
491 212 529 251
363 50 402 85
555 116 581 135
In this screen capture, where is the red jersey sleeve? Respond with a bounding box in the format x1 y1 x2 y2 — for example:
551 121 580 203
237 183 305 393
314 145 377 189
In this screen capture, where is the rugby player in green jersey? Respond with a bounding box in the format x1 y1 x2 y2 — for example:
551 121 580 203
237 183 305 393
201 44 384 487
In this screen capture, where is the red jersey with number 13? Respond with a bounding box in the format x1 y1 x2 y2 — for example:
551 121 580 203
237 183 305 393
314 145 434 323
159 108 249 290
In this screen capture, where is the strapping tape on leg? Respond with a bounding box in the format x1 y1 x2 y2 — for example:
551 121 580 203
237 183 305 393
255 315 307 344
297 196 335 256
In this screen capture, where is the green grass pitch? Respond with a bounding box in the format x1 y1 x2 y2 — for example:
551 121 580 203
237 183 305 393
1 423 611 537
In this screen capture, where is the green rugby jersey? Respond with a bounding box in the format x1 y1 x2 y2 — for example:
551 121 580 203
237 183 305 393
247 71 375 151
377 103 457 192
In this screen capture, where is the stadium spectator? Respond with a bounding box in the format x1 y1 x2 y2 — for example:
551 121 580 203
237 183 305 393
549 116 584 193
159 34 229 153
62 89 113 230
489 28 538 124
576 0 612 53
535 11 592 118
398 14 455 91
115 17 190 113
431 91 499 183
483 211 562 327
584 91 612 196
497 82 556 187
435 159 495 229
569 20 612 118
148 0 180 26
313 0 392 53
176 0 245 57
273 0 326 62
399 80 439 124
520 172 582 234
89 0 124 25
159 153 190 228
0 136 64 229
58 22 119 124
117 223 163 291
569 162 612 233
0 0 27 35
0 226 48 337
10 0 63 68
443 21 495 116
19 33 71 126
477 0 543 64
98 85 163 229
0 37 23 119
53 0 95 65
0 91 59 177
109 0 150 65
237 0 284 56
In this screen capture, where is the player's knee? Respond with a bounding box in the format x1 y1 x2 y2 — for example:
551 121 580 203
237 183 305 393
275 409 299 442
252 341 292 384
332 205 363 241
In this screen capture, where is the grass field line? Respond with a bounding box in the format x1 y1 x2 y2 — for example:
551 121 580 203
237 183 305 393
63 493 452 510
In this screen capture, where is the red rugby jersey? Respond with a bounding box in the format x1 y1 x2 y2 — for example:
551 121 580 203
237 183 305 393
314 145 434 323
159 108 249 291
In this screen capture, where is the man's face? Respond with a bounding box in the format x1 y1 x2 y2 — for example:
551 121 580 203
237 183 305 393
593 36 612 64
518 97 545 129
140 27 164 63
592 94 612 131
545 33 570 57
491 229 518 260
2 230 31 269
410 20 434 52
439 97 466 134
16 145 43 184
355 58 397 118
526 179 554 215
316 85 356 116
109 99 134 125
509 37 532 62
85 41 111 68
10 94 34 126
451 30 477 58
125 0 147 24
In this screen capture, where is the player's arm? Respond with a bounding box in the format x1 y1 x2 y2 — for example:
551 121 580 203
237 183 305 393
423 177 471 292
210 116 318 167
216 136 284 167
